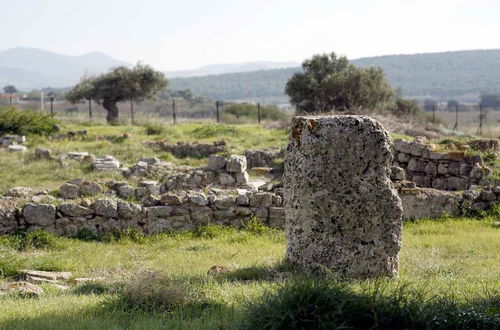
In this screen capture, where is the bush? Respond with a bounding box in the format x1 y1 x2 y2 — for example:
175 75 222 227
0 107 59 135
194 223 233 239
390 98 421 117
238 280 500 330
101 228 145 244
243 217 269 235
75 228 99 242
144 122 166 135
0 230 62 251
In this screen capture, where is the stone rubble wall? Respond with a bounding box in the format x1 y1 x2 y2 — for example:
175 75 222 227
0 188 285 236
393 139 492 191
1 182 499 237
146 140 227 158
244 148 283 168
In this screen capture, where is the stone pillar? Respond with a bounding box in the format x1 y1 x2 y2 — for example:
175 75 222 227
284 116 402 278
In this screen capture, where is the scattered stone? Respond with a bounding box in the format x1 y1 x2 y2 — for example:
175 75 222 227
92 155 121 171
21 270 72 281
79 181 102 196
0 281 43 298
245 148 282 168
8 144 27 152
7 187 33 197
59 183 80 199
138 180 161 195
35 148 52 160
226 155 247 173
67 152 90 160
284 116 402 278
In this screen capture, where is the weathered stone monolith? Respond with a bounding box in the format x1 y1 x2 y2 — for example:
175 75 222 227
284 116 402 278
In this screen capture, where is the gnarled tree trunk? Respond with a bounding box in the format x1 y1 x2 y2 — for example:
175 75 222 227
102 99 119 124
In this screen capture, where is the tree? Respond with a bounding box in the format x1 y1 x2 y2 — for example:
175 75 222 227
285 52 393 113
67 64 167 124
3 85 17 94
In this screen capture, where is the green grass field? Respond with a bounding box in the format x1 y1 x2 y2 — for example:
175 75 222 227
0 217 498 329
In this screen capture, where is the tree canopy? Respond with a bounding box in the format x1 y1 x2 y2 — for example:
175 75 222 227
285 52 394 113
3 85 17 94
66 64 167 124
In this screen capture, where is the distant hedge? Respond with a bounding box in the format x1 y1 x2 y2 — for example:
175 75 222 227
0 106 59 135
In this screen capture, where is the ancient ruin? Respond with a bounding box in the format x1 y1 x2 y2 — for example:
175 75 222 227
284 116 403 278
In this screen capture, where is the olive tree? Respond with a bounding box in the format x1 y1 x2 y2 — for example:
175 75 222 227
285 52 393 113
3 85 17 94
67 64 167 124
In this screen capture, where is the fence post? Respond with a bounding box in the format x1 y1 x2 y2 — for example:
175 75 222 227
453 103 458 131
257 103 261 124
130 99 135 125
88 99 93 120
172 98 177 125
50 96 54 115
478 103 483 135
9 95 12 105
432 104 435 122
216 100 220 124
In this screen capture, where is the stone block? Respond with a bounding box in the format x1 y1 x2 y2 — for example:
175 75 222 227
92 199 118 218
59 183 80 199
226 155 247 173
23 204 56 226
207 155 226 171
284 116 402 278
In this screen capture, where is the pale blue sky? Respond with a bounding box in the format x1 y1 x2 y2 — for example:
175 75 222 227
1 0 500 70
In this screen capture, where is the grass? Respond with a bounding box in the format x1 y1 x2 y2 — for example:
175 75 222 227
0 122 289 192
0 217 498 329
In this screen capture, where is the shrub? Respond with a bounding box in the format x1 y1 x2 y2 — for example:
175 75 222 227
243 217 269 235
194 223 233 239
144 122 166 135
390 98 421 117
0 230 62 251
101 228 145 244
0 107 59 135
75 228 99 242
238 280 500 330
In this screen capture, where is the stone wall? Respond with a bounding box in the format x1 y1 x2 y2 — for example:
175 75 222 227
244 148 283 168
393 139 491 191
0 188 285 236
147 140 226 158
1 183 499 236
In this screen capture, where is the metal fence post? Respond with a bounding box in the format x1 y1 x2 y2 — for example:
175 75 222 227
257 103 261 124
216 100 220 124
88 99 93 120
172 98 177 125
130 99 135 124
50 96 54 115
478 103 483 135
453 103 458 131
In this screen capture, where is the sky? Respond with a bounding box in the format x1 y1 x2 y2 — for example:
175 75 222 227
1 0 500 70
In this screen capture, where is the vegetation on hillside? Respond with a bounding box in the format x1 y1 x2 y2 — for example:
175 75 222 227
170 49 500 102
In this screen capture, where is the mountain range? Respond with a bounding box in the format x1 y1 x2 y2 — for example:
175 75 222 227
0 47 130 90
1 47 500 103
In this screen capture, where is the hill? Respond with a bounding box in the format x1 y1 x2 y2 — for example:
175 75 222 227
0 47 131 90
169 49 500 102
165 61 299 78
